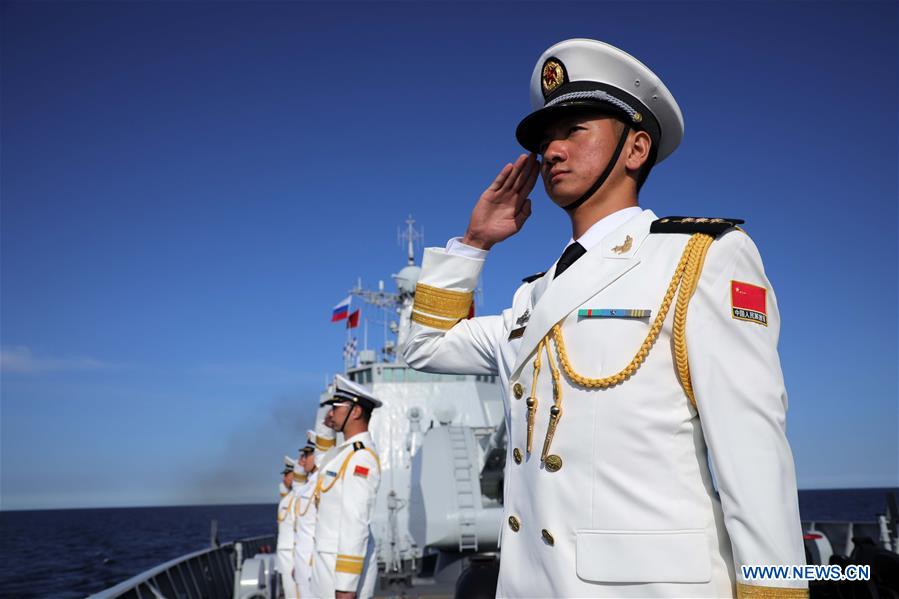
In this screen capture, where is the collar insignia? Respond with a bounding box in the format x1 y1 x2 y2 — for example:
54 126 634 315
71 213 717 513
516 309 531 327
612 235 633 254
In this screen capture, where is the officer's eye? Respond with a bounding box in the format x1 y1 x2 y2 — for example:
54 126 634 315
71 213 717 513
569 125 585 135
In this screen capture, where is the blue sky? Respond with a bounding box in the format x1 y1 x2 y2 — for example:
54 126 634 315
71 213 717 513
1 1 896 510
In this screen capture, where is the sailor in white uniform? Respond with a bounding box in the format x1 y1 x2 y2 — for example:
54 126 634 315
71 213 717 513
403 39 806 598
279 455 295 500
293 431 319 598
277 457 299 599
312 374 382 599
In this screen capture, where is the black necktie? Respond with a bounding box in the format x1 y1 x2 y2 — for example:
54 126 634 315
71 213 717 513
553 242 586 279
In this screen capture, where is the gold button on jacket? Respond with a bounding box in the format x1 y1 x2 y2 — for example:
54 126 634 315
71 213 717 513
512 382 524 399
508 515 520 532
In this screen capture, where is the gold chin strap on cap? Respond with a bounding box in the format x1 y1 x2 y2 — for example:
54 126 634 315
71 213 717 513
528 232 714 458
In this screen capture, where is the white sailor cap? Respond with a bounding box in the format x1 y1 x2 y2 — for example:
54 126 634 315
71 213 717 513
516 39 684 165
283 455 297 474
320 373 383 410
299 429 316 454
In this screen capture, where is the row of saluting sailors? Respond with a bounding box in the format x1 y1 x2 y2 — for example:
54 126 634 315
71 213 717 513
276 374 383 599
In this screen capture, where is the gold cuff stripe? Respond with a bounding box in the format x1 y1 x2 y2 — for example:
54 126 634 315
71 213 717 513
337 554 364 561
413 283 473 319
737 583 809 599
335 559 364 574
315 435 335 449
411 311 458 330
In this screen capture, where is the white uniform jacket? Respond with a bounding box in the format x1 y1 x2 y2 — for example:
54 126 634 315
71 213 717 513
294 470 318 598
277 485 299 598
403 209 806 598
277 487 297 553
313 431 381 595
295 470 319 554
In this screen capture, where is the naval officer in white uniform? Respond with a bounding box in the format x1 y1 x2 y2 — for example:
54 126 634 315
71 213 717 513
277 457 299 599
403 39 806 598
312 374 382 599
279 455 296 500
293 431 319 598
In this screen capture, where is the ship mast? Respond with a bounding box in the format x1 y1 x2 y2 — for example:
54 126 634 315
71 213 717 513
346 216 423 365
402 214 423 266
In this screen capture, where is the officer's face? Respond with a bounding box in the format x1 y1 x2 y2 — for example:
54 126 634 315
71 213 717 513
324 402 352 430
301 452 316 473
283 471 294 487
538 113 623 208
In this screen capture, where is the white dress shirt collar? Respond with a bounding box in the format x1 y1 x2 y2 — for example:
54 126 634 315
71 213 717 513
566 206 643 252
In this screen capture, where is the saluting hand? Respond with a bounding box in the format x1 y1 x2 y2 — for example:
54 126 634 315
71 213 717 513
462 153 538 250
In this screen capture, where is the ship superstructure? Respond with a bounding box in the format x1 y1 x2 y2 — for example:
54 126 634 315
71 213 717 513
324 216 505 587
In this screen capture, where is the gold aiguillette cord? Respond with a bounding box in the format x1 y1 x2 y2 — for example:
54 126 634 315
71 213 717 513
540 336 563 461
527 337 563 461
526 340 542 454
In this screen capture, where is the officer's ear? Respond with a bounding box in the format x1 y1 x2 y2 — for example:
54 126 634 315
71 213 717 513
353 404 373 423
625 130 652 172
351 404 365 421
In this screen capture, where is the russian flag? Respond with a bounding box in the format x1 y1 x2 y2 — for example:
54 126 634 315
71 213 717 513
331 296 352 322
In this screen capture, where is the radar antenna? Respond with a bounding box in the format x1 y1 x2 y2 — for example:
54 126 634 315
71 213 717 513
398 215 424 266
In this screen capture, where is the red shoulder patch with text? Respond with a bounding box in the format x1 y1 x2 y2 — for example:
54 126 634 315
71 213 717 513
731 280 768 326
353 465 369 478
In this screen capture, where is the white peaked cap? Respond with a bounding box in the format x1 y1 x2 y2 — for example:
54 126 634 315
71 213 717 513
516 38 684 165
322 373 383 409
300 429 316 453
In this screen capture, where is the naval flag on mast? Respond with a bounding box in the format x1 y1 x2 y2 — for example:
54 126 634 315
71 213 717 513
343 337 358 361
331 296 352 322
346 309 361 329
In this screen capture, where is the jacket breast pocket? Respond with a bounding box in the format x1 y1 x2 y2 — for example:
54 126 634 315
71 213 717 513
575 529 711 583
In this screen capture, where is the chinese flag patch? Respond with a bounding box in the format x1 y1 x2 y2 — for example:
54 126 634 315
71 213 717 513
353 465 369 478
731 280 767 326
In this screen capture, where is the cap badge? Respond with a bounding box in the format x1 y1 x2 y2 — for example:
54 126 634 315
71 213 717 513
541 59 566 97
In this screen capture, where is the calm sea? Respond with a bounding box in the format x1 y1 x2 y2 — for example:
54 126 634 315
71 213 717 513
1 488 896 598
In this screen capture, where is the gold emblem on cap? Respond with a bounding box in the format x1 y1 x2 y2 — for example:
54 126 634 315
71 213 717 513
542 60 565 95
544 454 563 472
512 382 524 399
632 112 643 123
508 515 521 532
513 448 522 464
612 235 633 255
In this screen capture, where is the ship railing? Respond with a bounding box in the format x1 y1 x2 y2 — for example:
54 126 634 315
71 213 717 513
802 519 885 557
88 534 276 599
